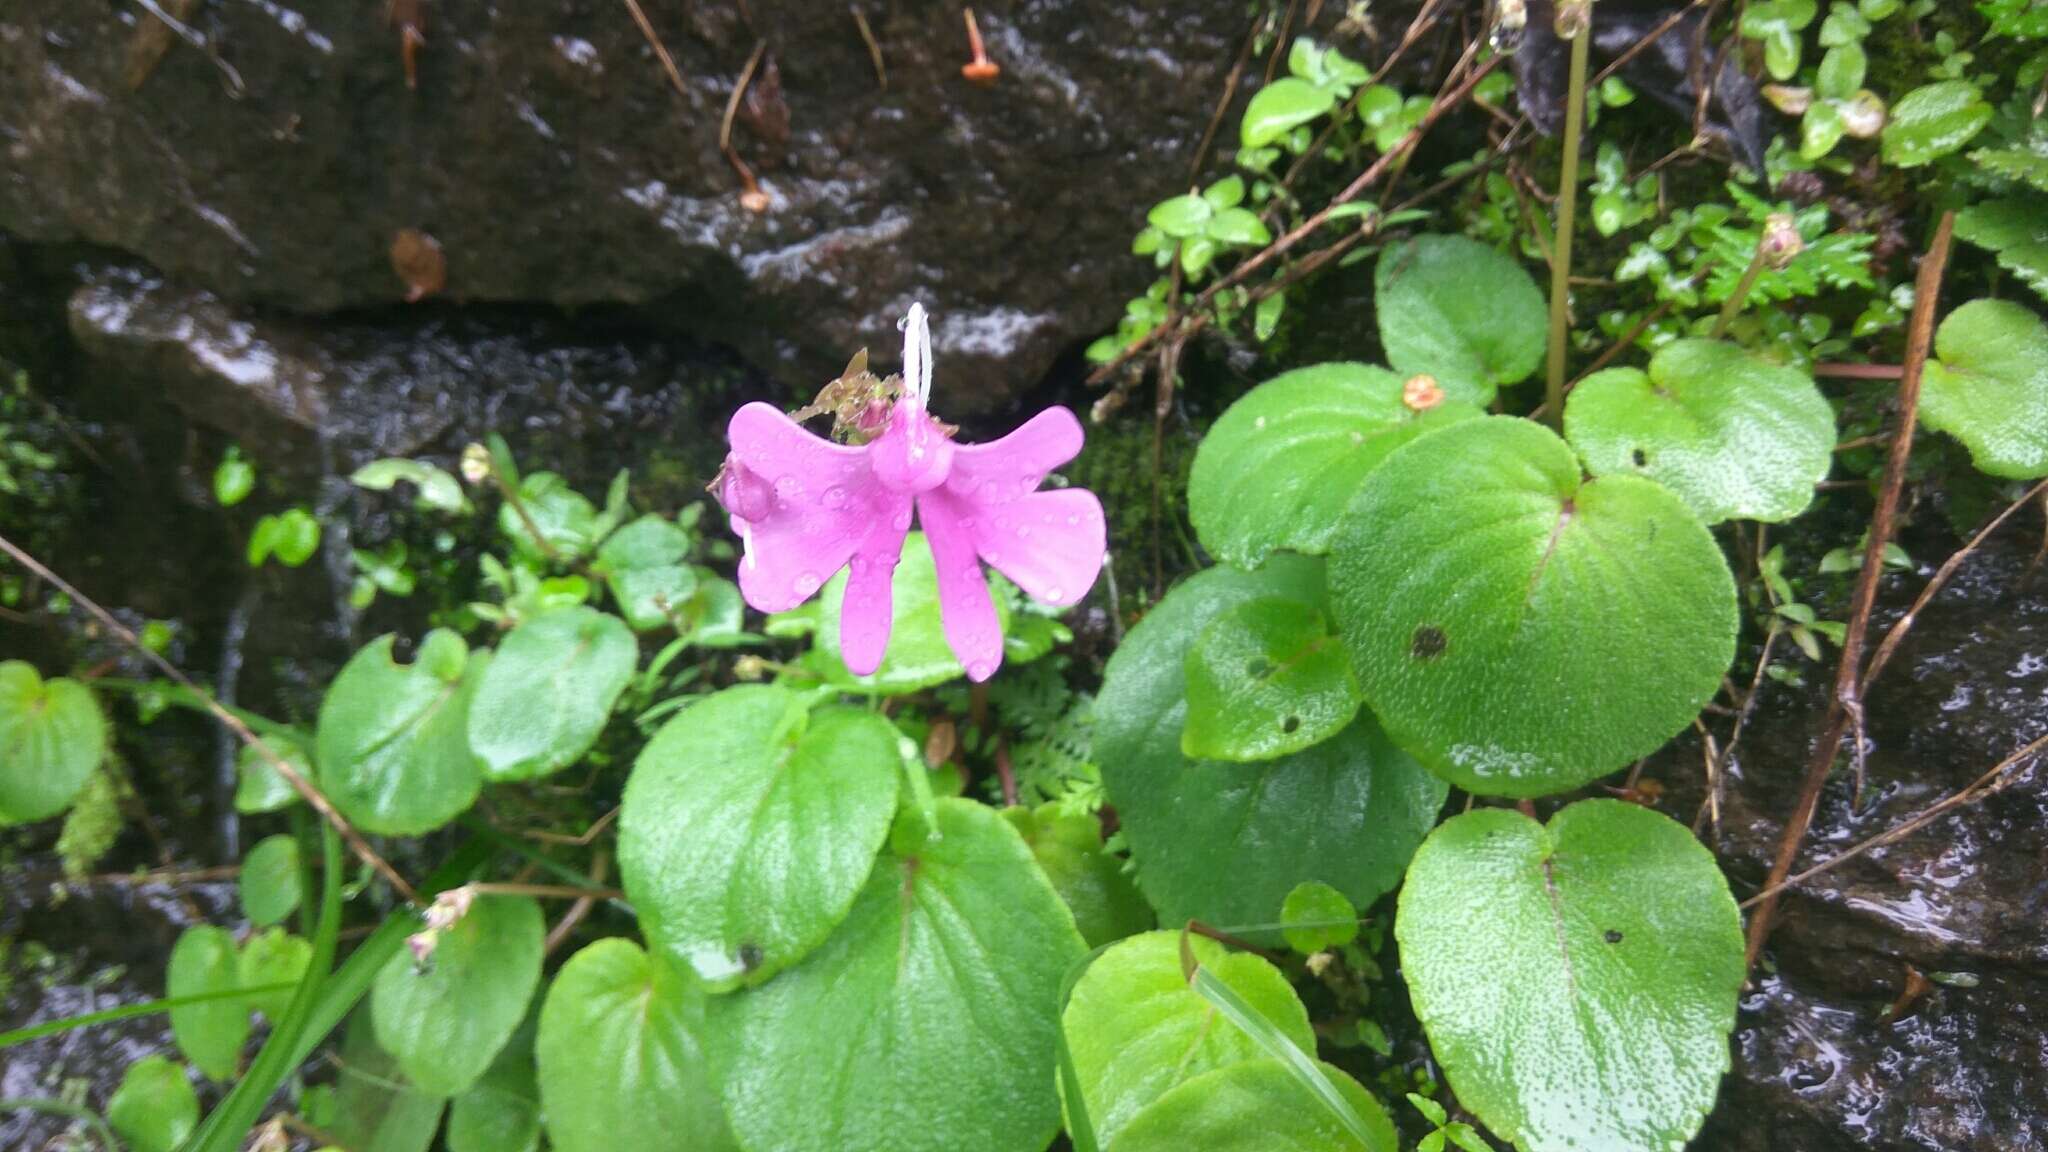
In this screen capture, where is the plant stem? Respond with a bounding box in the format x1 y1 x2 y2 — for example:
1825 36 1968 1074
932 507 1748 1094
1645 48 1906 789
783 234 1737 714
1544 11 1592 428
1711 247 1770 340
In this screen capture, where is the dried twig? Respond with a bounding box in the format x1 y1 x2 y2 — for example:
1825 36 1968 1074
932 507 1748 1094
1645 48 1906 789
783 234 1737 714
622 0 688 98
1742 213 1954 972
850 6 886 89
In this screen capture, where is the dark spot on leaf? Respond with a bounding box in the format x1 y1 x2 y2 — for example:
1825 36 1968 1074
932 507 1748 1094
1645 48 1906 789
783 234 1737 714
1247 657 1272 678
1411 625 1448 661
737 942 765 970
1631 447 1648 467
1604 929 1623 944
1282 715 1301 734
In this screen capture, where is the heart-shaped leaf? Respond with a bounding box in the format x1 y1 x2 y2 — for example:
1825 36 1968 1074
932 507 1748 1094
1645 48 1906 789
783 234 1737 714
236 927 312 1020
1881 80 1992 167
1330 417 1736 796
1004 803 1154 948
597 514 698 631
536 938 737 1152
1062 931 1314 1147
1922 299 2048 479
372 895 545 1096
1187 363 1484 567
239 833 301 928
0 660 105 825
1183 597 1361 761
1096 558 1447 938
168 926 248 1080
716 800 1086 1152
449 1050 542 1152
468 607 637 781
1109 1060 1397 1152
108 1057 200 1152
619 686 900 988
1280 881 1359 954
1241 78 1337 148
1564 338 1836 523
316 631 483 836
1396 800 1743 1152
1375 235 1547 405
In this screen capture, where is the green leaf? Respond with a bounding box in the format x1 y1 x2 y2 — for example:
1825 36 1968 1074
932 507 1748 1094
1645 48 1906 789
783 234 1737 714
536 938 738 1152
239 833 301 927
1096 559 1447 938
108 1056 200 1152
1241 78 1337 149
1922 299 2048 478
371 895 545 1096
1740 0 1817 79
1004 803 1154 949
316 631 483 835
1208 207 1273 247
449 1040 543 1152
234 734 308 813
168 926 249 1080
1954 198 2048 303
1801 100 1847 160
1816 42 1866 100
1881 81 1992 166
1181 236 1219 277
1280 881 1358 953
1061 932 1313 1147
1971 146 2048 194
619 686 900 988
246 507 321 568
1407 1093 1448 1127
808 532 1013 692
1329 417 1737 796
1254 292 1286 341
1187 363 1484 567
351 458 468 513
716 800 1087 1152
597 514 698 631
331 1010 448 1152
0 661 105 825
1396 800 1743 1152
1375 235 1546 405
1148 193 1214 238
1564 339 1836 523
236 927 312 1020
1110 1060 1395 1152
1203 175 1247 209
213 447 255 507
468 606 637 781
1182 597 1361 761
499 471 601 562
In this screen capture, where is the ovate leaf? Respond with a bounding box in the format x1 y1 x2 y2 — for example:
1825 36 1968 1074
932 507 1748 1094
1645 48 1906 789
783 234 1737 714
1280 881 1359 953
536 938 737 1152
1922 299 2048 478
1396 800 1742 1152
1241 78 1337 148
1329 417 1737 796
371 895 545 1096
1564 338 1836 523
233 734 307 813
597 514 698 631
1953 198 2048 303
467 606 637 781
239 833 301 927
316 631 483 835
1062 931 1313 1147
717 800 1086 1152
1003 803 1154 948
236 927 312 1020
1187 363 1483 567
1881 80 1992 166
619 686 900 988
167 926 248 1080
1375 235 1547 405
1110 1060 1396 1152
0 661 105 825
107 1056 199 1152
1183 597 1362 762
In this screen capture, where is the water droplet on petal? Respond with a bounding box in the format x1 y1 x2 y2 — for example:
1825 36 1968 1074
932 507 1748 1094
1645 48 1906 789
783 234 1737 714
980 479 1000 500
1015 524 1032 538
823 485 848 508
794 571 821 596
967 660 994 680
1044 585 1063 601
960 517 976 530
774 476 802 500
1065 513 1081 526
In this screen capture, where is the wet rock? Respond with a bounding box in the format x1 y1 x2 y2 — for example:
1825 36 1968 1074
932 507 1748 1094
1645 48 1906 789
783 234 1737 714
0 0 1249 409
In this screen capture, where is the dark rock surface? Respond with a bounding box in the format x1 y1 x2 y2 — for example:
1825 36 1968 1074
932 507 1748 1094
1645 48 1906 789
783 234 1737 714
1 0 1244 409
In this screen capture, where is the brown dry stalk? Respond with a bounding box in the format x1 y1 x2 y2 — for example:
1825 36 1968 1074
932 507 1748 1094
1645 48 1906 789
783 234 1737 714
622 0 688 99
0 532 419 904
1742 212 1954 972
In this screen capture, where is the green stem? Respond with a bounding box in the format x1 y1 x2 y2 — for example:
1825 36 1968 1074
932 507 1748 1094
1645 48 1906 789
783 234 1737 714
1544 12 1593 428
0 1099 122 1150
1712 248 1771 340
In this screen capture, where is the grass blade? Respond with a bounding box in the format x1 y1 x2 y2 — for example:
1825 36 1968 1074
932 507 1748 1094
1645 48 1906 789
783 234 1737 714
1187 962 1387 1151
0 983 297 1050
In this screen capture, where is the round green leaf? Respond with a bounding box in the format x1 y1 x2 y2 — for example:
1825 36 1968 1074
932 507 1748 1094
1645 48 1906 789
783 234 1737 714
468 606 637 781
450 1049 543 1152
808 532 1012 693
316 631 484 836
619 686 900 988
1374 235 1547 405
536 938 737 1152
0 661 105 825
1183 597 1362 762
1881 80 1992 167
168 925 249 1080
372 895 546 1096
1148 193 1215 238
1241 77 1337 148
237 926 313 1020
1280 881 1359 954
1062 931 1314 1148
1329 417 1737 796
1004 803 1154 948
1922 299 2048 479
1187 363 1484 567
499 471 601 561
1096 559 1447 938
1110 1060 1397 1152
234 733 307 813
718 799 1086 1152
1208 207 1273 247
1564 338 1836 523
598 514 698 631
107 1056 199 1152
1396 800 1743 1152
238 833 302 927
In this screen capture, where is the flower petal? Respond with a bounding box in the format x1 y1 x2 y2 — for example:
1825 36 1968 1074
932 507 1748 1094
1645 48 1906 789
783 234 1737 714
838 497 914 676
917 487 1005 682
962 488 1106 606
944 406 1086 505
725 402 889 613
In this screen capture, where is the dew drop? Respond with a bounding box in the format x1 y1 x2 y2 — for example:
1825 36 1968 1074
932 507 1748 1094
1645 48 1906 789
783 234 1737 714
967 660 994 680
1253 416 1267 429
794 571 822 596
1065 513 1081 526
1044 585 1064 601
1015 524 1032 538
823 485 848 508
774 475 802 500
980 479 1000 500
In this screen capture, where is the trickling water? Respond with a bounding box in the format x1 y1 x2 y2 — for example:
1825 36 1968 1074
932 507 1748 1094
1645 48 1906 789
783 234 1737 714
213 583 257 860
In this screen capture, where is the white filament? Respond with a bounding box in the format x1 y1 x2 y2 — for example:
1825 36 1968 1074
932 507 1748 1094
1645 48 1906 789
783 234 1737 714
901 302 933 411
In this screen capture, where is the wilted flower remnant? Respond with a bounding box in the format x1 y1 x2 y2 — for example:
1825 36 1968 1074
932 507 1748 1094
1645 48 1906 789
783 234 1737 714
716 304 1107 682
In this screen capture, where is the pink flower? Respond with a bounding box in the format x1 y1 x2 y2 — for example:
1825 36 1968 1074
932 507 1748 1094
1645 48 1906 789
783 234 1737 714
718 304 1106 682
